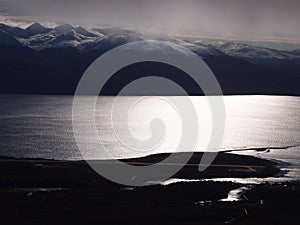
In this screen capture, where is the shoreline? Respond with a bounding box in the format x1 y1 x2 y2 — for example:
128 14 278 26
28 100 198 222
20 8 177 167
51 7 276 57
0 152 280 188
2 152 299 224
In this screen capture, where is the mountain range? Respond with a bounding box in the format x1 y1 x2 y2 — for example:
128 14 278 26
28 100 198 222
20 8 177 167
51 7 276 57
0 22 300 95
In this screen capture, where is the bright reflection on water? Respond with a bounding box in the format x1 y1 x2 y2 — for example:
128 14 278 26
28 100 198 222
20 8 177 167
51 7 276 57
0 95 299 163
92 96 213 159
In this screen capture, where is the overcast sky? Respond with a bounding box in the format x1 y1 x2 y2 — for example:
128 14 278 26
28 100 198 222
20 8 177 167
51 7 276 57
0 0 299 42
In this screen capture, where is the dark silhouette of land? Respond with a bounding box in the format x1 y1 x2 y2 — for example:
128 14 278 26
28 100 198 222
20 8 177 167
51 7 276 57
2 152 299 225
0 45 299 96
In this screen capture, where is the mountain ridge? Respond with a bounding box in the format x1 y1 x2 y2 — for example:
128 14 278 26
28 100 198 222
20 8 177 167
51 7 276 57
1 23 299 61
0 23 299 96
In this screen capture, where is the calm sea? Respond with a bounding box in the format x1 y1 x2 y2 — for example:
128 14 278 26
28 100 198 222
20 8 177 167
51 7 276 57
0 94 300 181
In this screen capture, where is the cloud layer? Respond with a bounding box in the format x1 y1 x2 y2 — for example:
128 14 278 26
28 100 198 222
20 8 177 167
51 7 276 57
1 0 299 42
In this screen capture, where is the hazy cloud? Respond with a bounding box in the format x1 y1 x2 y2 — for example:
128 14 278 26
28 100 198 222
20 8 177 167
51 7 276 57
0 0 299 42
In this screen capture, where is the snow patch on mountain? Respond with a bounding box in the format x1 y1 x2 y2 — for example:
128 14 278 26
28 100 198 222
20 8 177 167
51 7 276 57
81 31 146 52
178 40 225 57
210 42 300 60
120 40 198 58
20 24 99 50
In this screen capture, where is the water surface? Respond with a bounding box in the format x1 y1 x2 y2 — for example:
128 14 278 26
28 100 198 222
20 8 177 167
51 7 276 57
0 95 299 180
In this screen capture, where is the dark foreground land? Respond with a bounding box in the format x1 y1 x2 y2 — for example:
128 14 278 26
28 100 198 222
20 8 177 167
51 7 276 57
0 152 299 225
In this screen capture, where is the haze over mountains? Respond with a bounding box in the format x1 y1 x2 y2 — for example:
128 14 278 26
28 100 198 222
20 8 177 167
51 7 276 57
0 22 300 95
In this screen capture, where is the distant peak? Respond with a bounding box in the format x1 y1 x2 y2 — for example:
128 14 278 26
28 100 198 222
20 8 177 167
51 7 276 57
26 22 45 31
54 24 74 33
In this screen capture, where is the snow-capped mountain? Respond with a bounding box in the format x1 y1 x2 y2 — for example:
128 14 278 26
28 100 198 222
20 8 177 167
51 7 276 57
0 22 300 96
80 32 145 52
0 22 300 61
209 41 299 61
17 24 100 50
0 23 27 38
25 23 51 37
54 24 99 38
178 40 225 57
